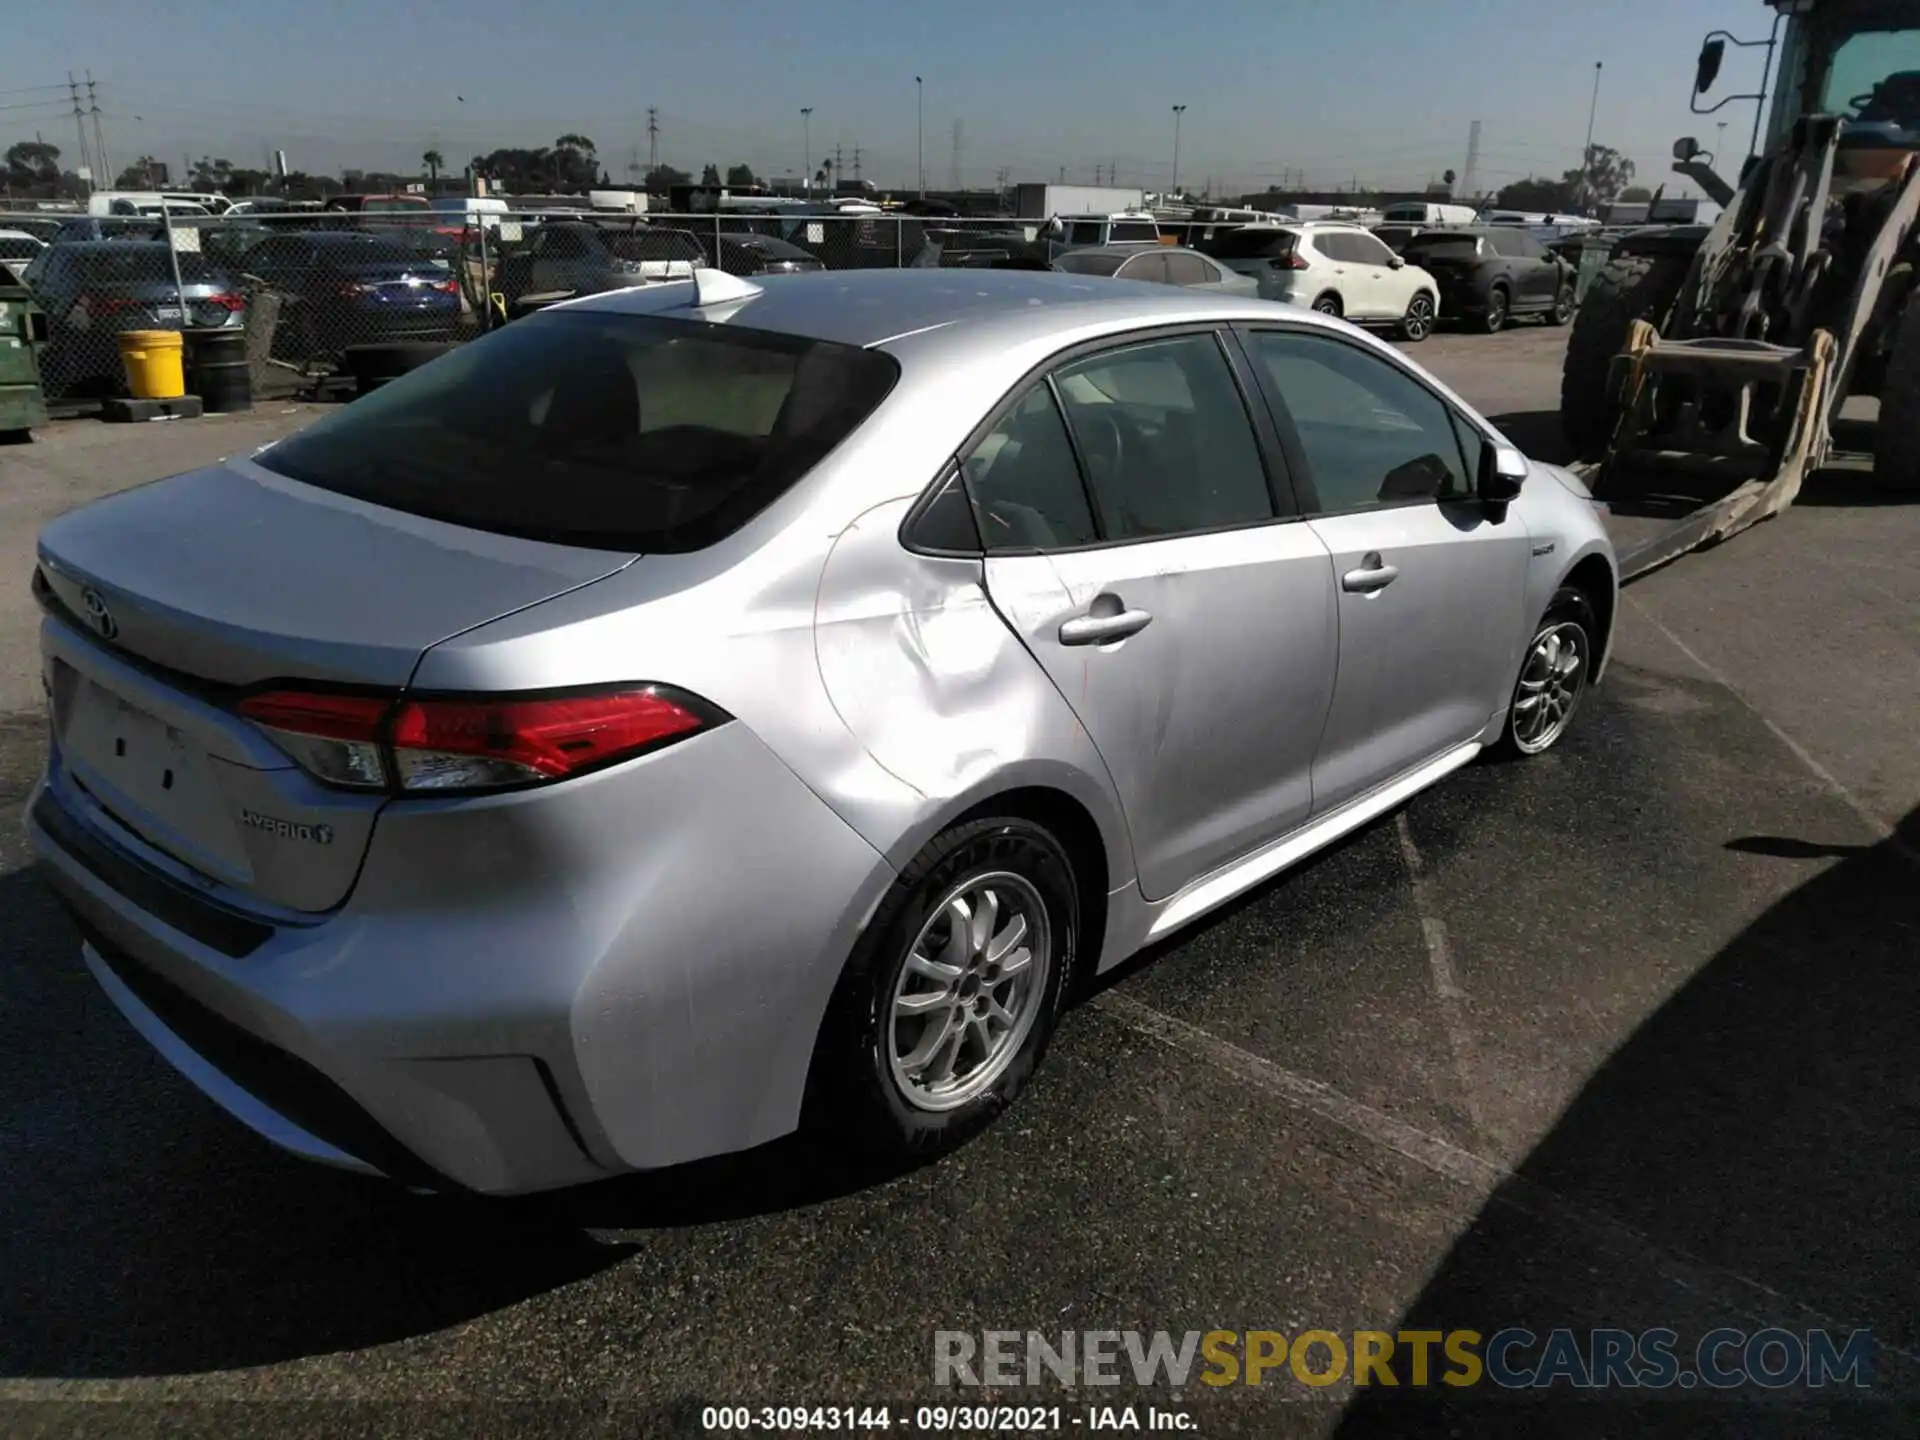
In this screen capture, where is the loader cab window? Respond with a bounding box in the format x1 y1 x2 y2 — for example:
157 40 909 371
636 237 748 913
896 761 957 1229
1824 30 1920 128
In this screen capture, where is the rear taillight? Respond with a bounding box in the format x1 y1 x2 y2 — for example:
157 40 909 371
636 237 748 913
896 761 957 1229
337 280 375 297
431 277 458 294
206 292 245 311
237 685 723 794
238 690 390 789
1269 254 1310 270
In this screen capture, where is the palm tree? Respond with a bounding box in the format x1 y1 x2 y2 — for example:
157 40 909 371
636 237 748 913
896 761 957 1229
423 149 444 186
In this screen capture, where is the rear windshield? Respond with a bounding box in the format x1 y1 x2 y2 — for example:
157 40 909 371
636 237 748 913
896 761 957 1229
75 249 221 281
609 231 706 261
1403 235 1482 261
1205 228 1299 260
255 311 902 552
312 236 421 263
1108 221 1161 243
1054 251 1129 276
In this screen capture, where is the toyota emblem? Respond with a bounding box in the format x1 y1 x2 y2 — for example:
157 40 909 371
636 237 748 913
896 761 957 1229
80 586 118 640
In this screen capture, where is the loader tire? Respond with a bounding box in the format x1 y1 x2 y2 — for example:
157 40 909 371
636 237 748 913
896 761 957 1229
1559 253 1692 459
1874 295 1920 492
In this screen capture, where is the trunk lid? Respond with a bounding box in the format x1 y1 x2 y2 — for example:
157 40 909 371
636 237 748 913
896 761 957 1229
36 458 635 912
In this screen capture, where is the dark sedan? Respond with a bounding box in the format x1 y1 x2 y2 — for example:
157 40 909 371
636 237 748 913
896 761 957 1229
21 242 246 397
711 232 826 276
1399 226 1576 333
237 231 462 360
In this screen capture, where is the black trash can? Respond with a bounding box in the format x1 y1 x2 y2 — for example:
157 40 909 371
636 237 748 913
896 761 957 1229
183 327 253 414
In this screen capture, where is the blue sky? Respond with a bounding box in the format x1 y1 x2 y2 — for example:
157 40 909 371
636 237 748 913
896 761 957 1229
9 0 1770 197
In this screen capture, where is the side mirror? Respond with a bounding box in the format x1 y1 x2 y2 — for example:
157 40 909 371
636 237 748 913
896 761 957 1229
1388 255 1405 269
1673 136 1701 162
1478 442 1528 502
1694 37 1725 95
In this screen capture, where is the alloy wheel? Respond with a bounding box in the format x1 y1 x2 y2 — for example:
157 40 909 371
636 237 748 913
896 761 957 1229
1484 290 1508 333
1511 622 1587 754
1403 295 1434 340
888 872 1053 1112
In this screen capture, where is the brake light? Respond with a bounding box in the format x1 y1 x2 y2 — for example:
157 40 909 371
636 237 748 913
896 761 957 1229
337 280 375 297
431 277 458 294
237 685 722 793
205 291 246 311
1269 253 1310 270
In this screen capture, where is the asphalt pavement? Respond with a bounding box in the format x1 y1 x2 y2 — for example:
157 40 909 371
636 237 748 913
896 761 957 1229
1 327 1916 1438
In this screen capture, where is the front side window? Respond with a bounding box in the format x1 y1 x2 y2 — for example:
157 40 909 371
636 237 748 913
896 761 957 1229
1248 330 1472 513
255 311 901 552
1051 334 1275 539
1348 233 1398 267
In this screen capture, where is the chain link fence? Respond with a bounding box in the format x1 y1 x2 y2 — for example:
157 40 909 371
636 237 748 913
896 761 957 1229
2 207 1219 403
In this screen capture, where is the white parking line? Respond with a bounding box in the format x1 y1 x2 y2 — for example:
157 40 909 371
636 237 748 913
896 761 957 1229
1393 811 1488 1140
1625 593 1919 868
1095 991 1918 1368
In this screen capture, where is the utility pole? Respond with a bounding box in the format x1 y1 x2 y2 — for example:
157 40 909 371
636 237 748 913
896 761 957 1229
1058 165 1066 184
853 146 862 182
915 76 924 197
646 107 659 172
950 119 961 191
86 71 109 186
1580 61 1603 210
835 142 844 192
1461 119 1482 203
1170 104 1187 199
67 73 94 191
1094 163 1103 186
801 107 813 195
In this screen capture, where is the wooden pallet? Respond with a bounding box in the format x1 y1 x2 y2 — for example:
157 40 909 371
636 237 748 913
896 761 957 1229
100 395 205 423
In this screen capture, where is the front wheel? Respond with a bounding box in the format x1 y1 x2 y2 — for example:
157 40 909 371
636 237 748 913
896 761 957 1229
1399 292 1435 342
1546 286 1575 326
1494 587 1596 758
808 816 1078 1159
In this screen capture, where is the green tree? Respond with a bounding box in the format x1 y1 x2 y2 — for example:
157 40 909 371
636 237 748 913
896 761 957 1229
643 163 690 192
423 148 444 185
1494 175 1574 212
4 140 61 192
114 156 161 188
552 134 598 188
1563 144 1635 209
725 163 759 189
1619 184 1653 202
700 163 721 186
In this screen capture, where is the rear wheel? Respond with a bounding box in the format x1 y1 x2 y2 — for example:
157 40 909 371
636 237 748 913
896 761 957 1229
1313 292 1343 317
1399 291 1435 342
1873 293 1920 492
808 816 1078 1159
1559 252 1692 458
1481 286 1510 334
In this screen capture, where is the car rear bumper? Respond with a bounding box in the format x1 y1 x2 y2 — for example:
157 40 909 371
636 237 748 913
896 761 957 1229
26 718 897 1195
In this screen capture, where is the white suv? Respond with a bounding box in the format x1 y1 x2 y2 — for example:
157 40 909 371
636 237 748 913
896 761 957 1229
1206 223 1439 341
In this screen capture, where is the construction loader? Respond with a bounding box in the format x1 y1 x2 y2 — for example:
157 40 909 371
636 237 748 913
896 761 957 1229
1559 0 1920 578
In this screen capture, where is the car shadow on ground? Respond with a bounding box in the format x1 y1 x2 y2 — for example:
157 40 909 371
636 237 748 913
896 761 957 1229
0 860 914 1379
1331 803 1920 1437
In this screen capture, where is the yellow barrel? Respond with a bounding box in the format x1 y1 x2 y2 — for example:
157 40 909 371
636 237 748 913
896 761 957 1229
118 329 186 400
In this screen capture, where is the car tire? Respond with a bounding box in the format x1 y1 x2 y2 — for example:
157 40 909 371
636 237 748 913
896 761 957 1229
1312 292 1343 317
1546 285 1576 326
1399 291 1435 342
1872 295 1920 492
808 816 1078 1160
1481 285 1510 334
1559 252 1692 457
1493 586 1597 759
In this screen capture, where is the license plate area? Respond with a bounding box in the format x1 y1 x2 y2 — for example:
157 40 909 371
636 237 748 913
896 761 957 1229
54 666 248 881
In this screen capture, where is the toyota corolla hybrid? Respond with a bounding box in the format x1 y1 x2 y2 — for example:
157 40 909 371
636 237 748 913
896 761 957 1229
26 267 1615 1194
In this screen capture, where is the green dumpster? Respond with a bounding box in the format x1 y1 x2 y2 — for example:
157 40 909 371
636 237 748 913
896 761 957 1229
0 280 51 437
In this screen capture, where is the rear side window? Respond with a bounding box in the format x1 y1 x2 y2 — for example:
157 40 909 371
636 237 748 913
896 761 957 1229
1206 228 1298 261
255 311 901 552
1164 252 1210 285
1056 251 1129 276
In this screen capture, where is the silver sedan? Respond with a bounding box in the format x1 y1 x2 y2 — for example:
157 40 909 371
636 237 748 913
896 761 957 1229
1054 241 1261 295
27 268 1615 1194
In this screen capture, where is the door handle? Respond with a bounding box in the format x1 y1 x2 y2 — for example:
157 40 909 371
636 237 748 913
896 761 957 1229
1059 599 1153 646
1342 552 1400 594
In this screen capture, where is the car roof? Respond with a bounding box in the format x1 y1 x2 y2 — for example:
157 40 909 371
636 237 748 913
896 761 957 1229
565 267 1285 352
0 229 43 241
